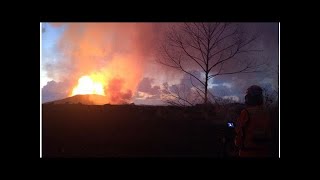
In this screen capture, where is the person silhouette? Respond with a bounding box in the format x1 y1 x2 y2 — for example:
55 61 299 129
234 85 273 157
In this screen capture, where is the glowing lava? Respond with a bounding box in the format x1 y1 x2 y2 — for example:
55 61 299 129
71 75 105 96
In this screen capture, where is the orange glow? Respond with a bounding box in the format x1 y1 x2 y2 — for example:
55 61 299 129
72 75 105 96
69 53 143 104
53 23 156 104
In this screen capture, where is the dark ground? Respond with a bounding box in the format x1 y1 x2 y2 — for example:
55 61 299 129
42 103 278 157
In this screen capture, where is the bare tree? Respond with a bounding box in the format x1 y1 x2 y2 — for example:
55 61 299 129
158 23 263 105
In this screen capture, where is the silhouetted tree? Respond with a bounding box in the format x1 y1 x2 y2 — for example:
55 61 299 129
158 23 263 105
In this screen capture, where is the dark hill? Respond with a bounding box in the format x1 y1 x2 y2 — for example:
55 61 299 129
44 94 108 105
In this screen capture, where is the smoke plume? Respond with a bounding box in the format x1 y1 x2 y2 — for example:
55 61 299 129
44 23 159 104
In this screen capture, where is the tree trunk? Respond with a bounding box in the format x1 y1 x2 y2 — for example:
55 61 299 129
205 72 208 104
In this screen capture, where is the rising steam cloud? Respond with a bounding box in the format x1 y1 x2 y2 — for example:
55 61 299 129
44 23 159 104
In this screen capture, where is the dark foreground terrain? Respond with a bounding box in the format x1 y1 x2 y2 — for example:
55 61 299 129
42 103 278 157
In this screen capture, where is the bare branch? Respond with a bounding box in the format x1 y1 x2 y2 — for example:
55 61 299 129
185 37 207 65
209 23 220 38
208 35 260 72
208 41 239 60
191 24 208 48
163 85 194 106
157 45 181 69
189 75 205 94
209 26 236 52
208 45 240 72
208 64 263 79
179 68 205 86
194 87 205 101
194 23 207 39
179 42 206 72
183 24 209 65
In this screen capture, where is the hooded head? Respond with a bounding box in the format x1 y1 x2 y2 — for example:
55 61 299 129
245 85 263 106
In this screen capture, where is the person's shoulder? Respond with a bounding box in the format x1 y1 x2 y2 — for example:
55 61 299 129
247 106 263 112
240 109 247 113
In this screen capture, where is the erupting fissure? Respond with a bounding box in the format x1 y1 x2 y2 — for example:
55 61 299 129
71 75 105 96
